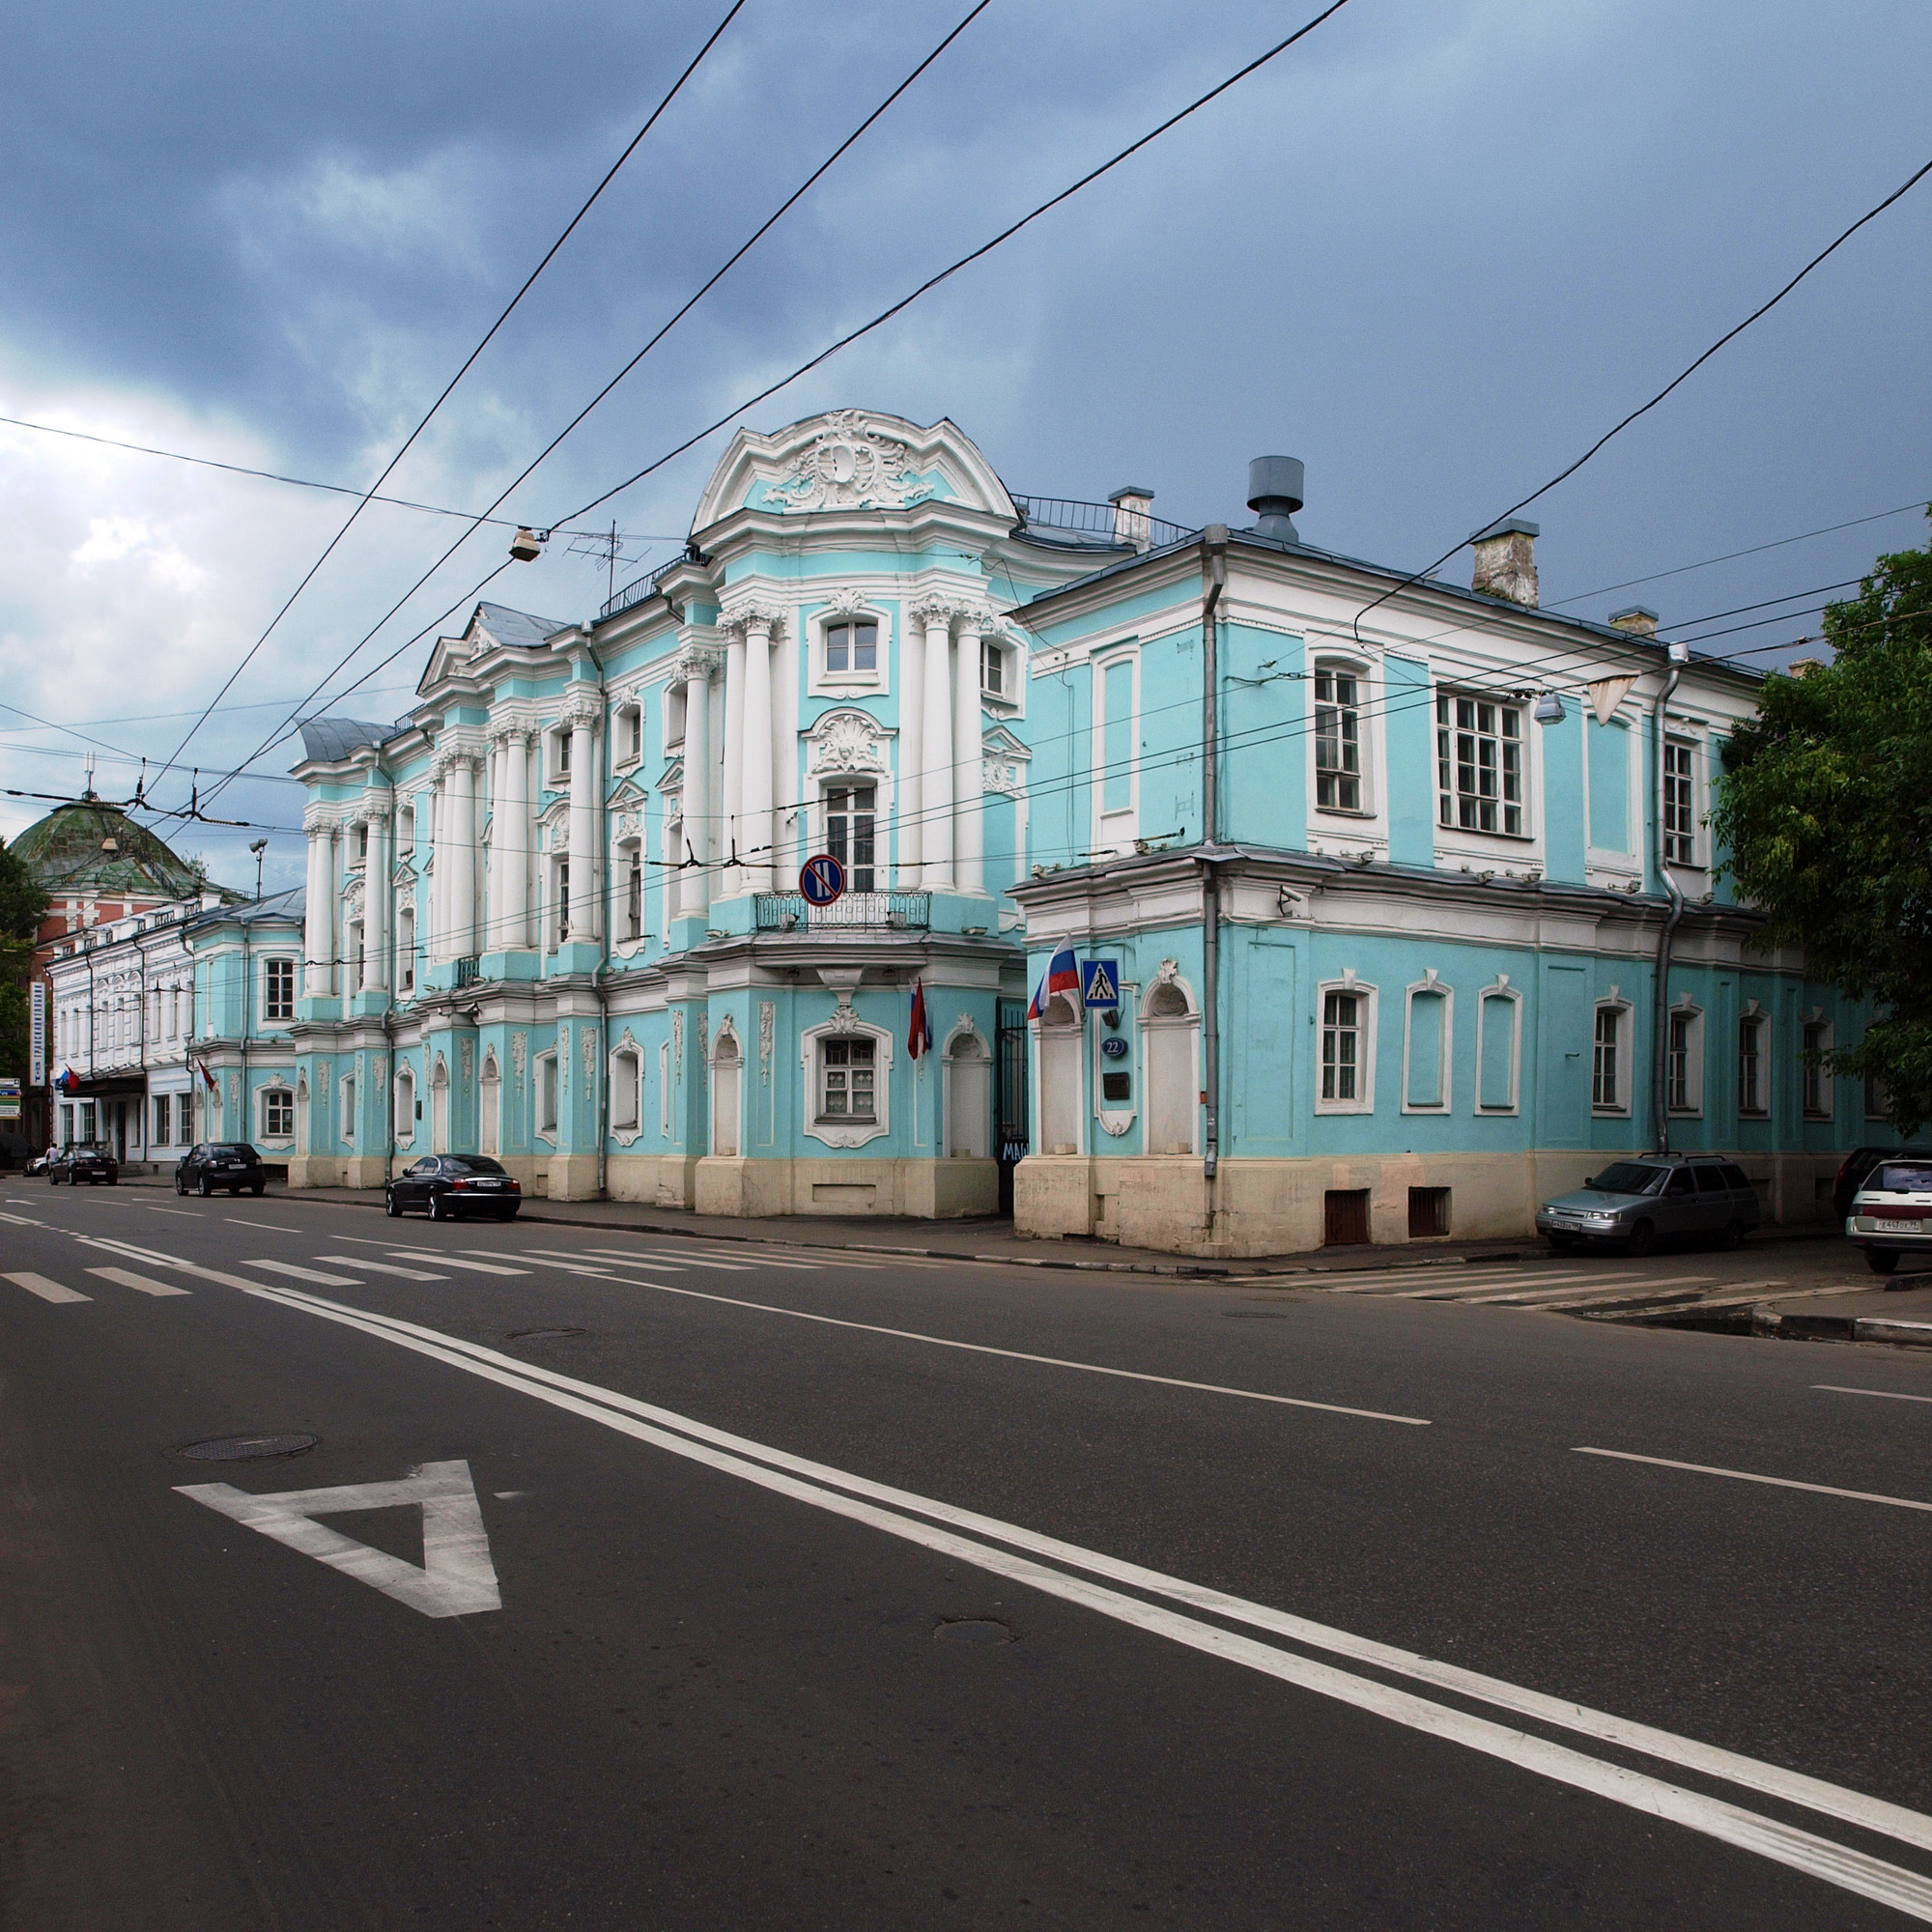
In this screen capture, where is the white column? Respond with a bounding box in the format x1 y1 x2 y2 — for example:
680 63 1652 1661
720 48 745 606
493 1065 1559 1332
448 755 477 958
922 609 954 888
427 764 447 960
482 738 502 952
325 827 342 995
740 612 776 894
774 618 799 884
564 696 600 943
302 815 330 996
499 728 531 950
362 804 389 992
721 630 746 873
899 608 924 883
954 622 985 894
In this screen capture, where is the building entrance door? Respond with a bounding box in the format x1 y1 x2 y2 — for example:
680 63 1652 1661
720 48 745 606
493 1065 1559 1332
995 998 1029 1215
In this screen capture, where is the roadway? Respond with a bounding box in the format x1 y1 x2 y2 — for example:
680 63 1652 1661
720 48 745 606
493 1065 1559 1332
1 1183 1927 1928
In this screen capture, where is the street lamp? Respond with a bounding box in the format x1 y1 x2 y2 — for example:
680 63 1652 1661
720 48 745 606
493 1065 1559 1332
249 838 268 899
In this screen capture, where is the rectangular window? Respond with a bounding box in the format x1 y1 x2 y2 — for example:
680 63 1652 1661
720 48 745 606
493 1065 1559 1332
399 907 415 991
1865 1069 1889 1122
1663 738 1696 864
1593 1008 1621 1110
1435 695 1523 836
80 1102 96 1142
264 1089 294 1139
538 1055 558 1133
1315 668 1362 812
555 860 570 944
1405 989 1445 1108
824 619 877 674
399 805 415 853
1737 1015 1766 1115
1802 1021 1830 1118
265 957 296 1021
1321 991 1361 1102
154 1094 170 1145
1408 1186 1451 1237
556 730 571 778
627 856 643 940
1667 1011 1694 1112
1101 658 1135 815
820 1037 876 1120
980 639 1004 696
825 785 876 893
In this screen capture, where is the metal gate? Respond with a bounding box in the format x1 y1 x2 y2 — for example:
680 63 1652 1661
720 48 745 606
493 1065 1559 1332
995 997 1030 1214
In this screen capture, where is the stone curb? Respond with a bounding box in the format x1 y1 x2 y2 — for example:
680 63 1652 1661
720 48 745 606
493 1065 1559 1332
1751 1306 1932 1347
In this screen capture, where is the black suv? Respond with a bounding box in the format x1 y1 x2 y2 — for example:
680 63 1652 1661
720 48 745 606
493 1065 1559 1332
176 1143 267 1197
48 1145 118 1186
384 1155 522 1222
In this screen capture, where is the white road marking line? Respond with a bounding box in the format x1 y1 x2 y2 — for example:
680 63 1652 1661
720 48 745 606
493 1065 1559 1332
221 1282 1932 1915
0 1210 45 1227
1454 1275 1715 1305
1393 1270 1650 1299
1575 1446 1932 1514
86 1265 190 1297
330 1234 421 1247
513 1247 688 1273
226 1218 301 1234
582 1247 754 1272
243 1260 363 1287
384 1251 528 1276
4 1270 91 1303
177 1460 500 1619
72 1236 304 1293
316 1256 448 1282
569 1274 1427 1424
1815 1384 1932 1406
143 1205 202 1218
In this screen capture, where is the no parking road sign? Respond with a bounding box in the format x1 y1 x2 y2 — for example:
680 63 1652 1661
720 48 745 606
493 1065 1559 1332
799 854 846 906
1081 959 1121 1009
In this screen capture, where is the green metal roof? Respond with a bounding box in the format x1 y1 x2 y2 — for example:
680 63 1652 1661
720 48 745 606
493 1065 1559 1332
10 800 228 900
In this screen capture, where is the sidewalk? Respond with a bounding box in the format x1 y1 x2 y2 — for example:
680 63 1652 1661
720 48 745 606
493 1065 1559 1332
104 1169 1839 1283
1753 1281 1932 1348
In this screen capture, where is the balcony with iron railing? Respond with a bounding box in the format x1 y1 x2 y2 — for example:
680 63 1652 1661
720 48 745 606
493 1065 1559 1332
753 892 930 932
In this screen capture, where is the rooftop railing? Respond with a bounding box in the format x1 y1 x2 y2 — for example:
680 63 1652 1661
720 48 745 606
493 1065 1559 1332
1010 496 1194 552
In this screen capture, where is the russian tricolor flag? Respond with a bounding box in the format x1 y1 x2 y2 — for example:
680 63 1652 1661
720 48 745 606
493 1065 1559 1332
1026 945 1080 1020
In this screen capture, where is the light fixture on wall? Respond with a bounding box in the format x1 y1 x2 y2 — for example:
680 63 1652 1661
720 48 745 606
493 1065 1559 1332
1532 692 1566 724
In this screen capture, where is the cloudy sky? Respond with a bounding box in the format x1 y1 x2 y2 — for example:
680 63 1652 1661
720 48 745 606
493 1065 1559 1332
2 0 1926 891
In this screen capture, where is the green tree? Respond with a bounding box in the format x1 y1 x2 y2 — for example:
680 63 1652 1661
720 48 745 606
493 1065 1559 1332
0 835 48 1091
1715 510 1932 1133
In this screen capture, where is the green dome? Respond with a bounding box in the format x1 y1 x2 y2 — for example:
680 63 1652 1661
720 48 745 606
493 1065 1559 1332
10 800 222 901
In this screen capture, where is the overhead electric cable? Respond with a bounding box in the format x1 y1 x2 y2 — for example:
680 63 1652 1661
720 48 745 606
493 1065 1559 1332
1350 156 1932 645
155 0 746 797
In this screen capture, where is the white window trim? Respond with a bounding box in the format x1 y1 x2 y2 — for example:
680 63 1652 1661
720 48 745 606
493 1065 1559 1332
658 1038 673 1140
1662 729 1705 871
543 722 574 793
799 1015 894 1150
1801 1011 1834 1121
609 1033 643 1143
611 694 645 773
1400 971 1453 1114
1737 1001 1770 1119
258 1081 296 1145
1584 713 1639 863
808 601 891 698
979 634 1024 716
1435 687 1535 845
1666 1000 1705 1117
940 1017 994 1159
1092 647 1140 857
1315 973 1378 1116
1476 981 1522 1121
261 954 298 1025
1137 968 1202 1155
339 1069 357 1149
708 1018 745 1157
1590 998 1633 1118
815 775 884 896
1312 657 1378 821
534 1048 560 1143
661 678 688 759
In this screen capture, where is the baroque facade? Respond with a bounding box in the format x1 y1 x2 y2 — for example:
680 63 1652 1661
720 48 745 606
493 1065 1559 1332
286 410 1891 1253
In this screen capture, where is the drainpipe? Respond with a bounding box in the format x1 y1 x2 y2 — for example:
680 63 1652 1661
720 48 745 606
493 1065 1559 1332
1200 526 1229 1187
1651 643 1689 1153
584 628 611 1200
373 764 398 1186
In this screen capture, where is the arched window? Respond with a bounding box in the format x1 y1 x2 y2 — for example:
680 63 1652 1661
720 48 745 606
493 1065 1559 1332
430 1057 450 1151
394 1064 416 1143
945 1030 991 1159
480 1052 501 1155
711 1026 743 1157
1037 994 1084 1155
1142 979 1198 1155
610 1042 641 1134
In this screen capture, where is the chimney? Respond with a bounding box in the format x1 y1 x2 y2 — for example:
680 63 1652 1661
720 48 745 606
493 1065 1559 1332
1109 485 1155 552
1247 456 1304 544
1471 517 1539 607
1607 605 1659 638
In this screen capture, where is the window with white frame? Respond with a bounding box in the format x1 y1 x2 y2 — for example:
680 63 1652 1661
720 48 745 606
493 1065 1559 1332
824 784 876 892
1318 983 1376 1112
1737 1011 1768 1116
610 1043 641 1132
554 858 571 946
1802 1019 1833 1119
153 1093 170 1145
664 683 687 753
1593 1005 1628 1112
265 957 296 1021
980 638 1007 699
614 701 643 767
1476 989 1520 1112
823 617 877 677
353 822 368 868
1436 694 1524 837
625 852 643 941
552 724 572 783
1094 652 1138 853
394 1065 416 1141
658 1039 672 1138
398 804 415 854
397 903 416 991
262 1087 294 1140
340 1071 357 1146
1666 1008 1703 1114
1315 666 1365 813
536 1050 559 1135
1663 738 1697 865
818 1037 876 1122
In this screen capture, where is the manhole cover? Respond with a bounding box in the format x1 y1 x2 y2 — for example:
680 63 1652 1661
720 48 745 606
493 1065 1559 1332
178 1433 318 1462
504 1326 585 1341
933 1616 1016 1645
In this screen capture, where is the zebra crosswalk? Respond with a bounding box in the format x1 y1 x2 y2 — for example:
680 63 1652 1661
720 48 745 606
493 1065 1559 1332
1248 1260 1766 1313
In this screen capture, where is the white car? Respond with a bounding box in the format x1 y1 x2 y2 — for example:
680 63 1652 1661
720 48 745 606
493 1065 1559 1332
1846 1157 1932 1273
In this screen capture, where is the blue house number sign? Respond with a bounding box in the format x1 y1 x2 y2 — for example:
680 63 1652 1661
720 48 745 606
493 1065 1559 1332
799 854 846 906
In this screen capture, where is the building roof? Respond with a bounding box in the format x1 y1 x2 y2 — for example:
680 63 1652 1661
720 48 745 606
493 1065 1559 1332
473 601 570 649
297 717 396 763
186 884 305 931
10 799 218 900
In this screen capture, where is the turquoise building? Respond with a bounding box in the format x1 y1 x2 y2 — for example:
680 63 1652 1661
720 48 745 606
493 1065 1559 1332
287 411 1885 1252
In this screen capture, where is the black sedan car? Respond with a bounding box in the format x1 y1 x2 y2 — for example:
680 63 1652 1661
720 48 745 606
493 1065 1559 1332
48 1144 118 1185
384 1154 522 1222
176 1143 267 1197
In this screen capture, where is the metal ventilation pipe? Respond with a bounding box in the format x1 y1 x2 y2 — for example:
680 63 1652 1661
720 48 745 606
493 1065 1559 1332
1247 457 1304 543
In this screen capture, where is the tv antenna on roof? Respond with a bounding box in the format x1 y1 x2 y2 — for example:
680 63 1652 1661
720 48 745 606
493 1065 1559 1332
567 522 642 609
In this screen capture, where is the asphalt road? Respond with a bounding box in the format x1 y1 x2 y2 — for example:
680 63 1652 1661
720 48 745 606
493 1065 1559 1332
2 1183 1929 1929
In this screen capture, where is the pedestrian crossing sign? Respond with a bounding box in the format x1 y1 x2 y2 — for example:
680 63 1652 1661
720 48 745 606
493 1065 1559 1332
1081 959 1121 1009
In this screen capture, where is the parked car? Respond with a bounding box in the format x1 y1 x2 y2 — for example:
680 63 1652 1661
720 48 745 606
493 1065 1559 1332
176 1143 267 1197
48 1144 118 1186
1537 1154 1762 1256
384 1154 522 1222
1833 1145 1932 1223
23 1149 53 1177
1844 1156 1932 1274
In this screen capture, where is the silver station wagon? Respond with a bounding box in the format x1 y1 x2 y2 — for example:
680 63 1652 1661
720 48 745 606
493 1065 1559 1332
1846 1157 1932 1274
1537 1155 1762 1256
